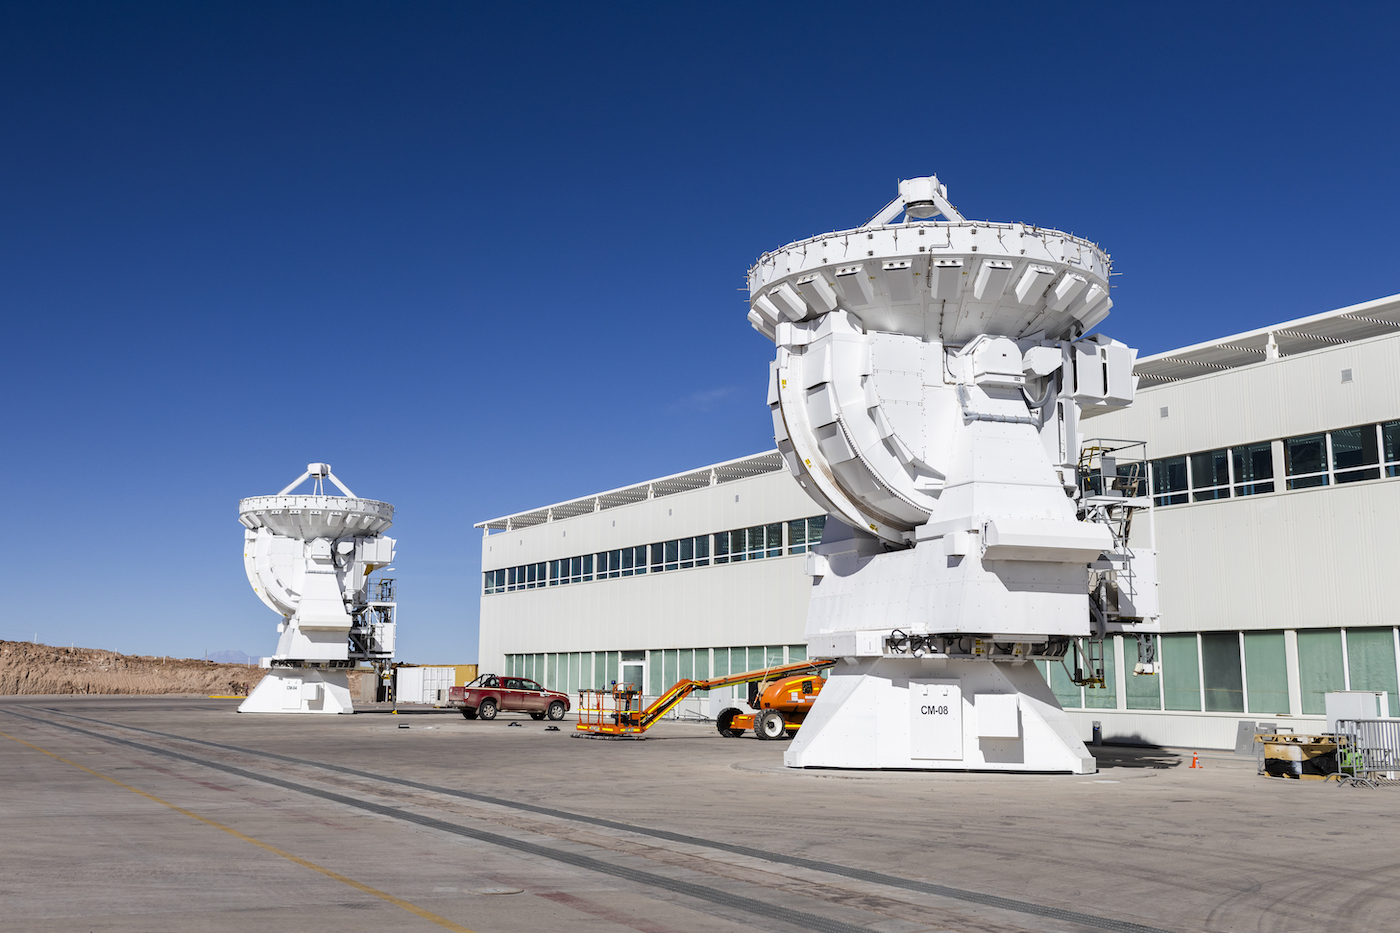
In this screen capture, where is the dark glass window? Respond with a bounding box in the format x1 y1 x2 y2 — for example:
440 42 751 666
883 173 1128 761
789 519 808 553
695 535 710 566
1285 433 1328 488
1384 421 1400 477
1331 425 1380 483
1190 449 1230 501
1232 442 1274 496
1152 456 1188 506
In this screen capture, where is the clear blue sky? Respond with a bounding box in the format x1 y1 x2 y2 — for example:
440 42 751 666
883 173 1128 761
4 3 1398 662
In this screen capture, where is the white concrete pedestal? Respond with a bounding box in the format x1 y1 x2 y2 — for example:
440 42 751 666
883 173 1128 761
238 668 353 714
785 657 1095 774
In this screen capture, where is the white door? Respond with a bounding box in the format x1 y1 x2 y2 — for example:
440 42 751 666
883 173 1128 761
396 667 424 704
909 681 962 759
424 667 453 703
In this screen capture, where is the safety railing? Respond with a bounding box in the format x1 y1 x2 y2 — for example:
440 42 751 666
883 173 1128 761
576 685 645 736
1333 718 1400 786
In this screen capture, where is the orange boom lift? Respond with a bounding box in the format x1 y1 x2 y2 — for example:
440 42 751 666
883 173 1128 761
575 658 835 738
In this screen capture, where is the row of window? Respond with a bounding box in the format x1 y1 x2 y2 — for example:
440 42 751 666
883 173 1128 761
1151 421 1400 506
484 516 826 595
507 627 1399 718
1042 627 1400 717
505 644 813 697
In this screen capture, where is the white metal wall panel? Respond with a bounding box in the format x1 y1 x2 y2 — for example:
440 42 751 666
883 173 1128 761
1150 466 1400 632
479 469 819 675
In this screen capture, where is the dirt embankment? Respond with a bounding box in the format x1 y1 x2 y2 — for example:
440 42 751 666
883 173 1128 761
0 640 262 696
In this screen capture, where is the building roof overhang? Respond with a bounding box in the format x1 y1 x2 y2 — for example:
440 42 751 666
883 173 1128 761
475 450 786 532
1133 292 1400 386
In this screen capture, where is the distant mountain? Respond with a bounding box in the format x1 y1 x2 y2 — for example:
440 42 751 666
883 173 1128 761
206 650 256 665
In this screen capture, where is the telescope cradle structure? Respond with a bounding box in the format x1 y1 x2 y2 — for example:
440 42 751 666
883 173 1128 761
237 463 397 714
749 177 1159 773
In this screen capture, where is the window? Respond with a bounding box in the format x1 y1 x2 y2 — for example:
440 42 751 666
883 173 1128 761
1243 631 1288 715
1190 449 1230 501
788 515 827 554
1037 658 1082 709
714 531 732 563
1232 442 1274 496
1085 638 1118 709
1384 421 1400 477
1125 635 1161 710
663 649 678 691
1297 629 1344 715
1201 633 1244 713
482 568 508 594
489 519 810 593
1346 628 1400 716
1162 634 1201 711
1285 433 1328 489
1151 456 1188 506
1331 425 1380 483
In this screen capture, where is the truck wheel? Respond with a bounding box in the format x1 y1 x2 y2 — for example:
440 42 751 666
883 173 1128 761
478 699 498 720
757 709 787 740
547 701 567 721
461 708 478 720
716 708 744 737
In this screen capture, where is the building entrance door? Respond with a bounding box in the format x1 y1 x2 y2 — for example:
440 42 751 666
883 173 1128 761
621 662 644 693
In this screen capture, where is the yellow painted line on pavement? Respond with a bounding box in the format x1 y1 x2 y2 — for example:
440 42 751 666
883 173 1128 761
0 729 479 933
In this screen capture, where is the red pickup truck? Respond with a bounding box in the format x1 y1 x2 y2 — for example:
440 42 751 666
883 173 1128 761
448 674 571 721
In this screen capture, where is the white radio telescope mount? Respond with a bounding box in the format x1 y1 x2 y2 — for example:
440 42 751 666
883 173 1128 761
236 462 398 714
750 176 1158 773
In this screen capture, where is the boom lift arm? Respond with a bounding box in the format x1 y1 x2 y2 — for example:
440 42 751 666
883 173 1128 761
576 658 835 735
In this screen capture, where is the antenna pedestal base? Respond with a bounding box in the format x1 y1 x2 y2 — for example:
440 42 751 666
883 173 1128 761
239 668 353 715
785 657 1094 774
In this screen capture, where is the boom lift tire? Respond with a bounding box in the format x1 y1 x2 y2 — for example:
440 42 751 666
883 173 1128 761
547 700 567 721
757 709 787 740
478 699 498 720
716 708 745 737
460 707 478 720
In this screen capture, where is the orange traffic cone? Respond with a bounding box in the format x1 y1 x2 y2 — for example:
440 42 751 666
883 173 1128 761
1189 751 1201 769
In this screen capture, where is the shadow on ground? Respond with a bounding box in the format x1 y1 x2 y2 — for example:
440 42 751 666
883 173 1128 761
1093 744 1183 769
